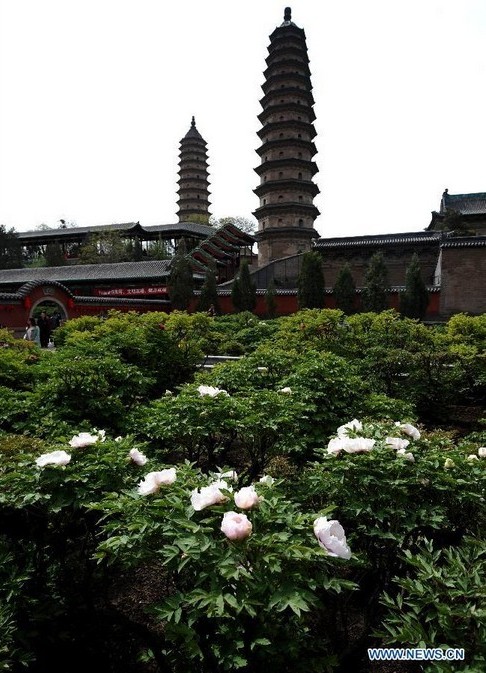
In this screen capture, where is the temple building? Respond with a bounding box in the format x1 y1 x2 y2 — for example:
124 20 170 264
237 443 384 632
0 8 484 328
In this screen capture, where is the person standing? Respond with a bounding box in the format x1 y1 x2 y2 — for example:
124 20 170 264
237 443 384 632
37 311 51 348
24 318 41 346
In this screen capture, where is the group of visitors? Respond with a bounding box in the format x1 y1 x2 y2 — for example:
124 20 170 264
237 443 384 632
23 310 63 348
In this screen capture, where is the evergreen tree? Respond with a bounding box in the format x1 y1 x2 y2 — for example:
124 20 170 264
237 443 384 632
231 260 256 312
168 239 194 311
0 225 22 269
400 253 429 319
265 279 277 318
198 263 220 312
44 243 66 267
78 231 128 264
231 276 243 313
297 251 325 309
333 263 356 314
362 252 389 313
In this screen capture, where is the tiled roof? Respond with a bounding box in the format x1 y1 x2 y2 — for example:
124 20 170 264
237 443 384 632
17 222 142 240
17 221 213 241
441 192 486 215
214 286 441 296
144 222 214 236
314 232 448 249
0 260 173 286
441 236 486 248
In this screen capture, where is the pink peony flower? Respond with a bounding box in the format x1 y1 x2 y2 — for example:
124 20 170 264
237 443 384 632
35 450 71 468
221 511 253 541
69 432 99 449
129 448 148 466
137 468 176 495
313 517 351 559
191 482 229 511
234 485 261 510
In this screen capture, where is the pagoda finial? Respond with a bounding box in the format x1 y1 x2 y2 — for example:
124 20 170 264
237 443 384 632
284 7 291 22
191 116 196 127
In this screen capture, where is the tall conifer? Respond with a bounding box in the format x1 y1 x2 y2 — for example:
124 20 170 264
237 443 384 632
333 263 356 314
168 239 194 311
400 253 429 319
297 251 325 309
362 252 389 313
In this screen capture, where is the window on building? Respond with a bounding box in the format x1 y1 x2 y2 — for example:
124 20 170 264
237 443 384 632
298 219 304 227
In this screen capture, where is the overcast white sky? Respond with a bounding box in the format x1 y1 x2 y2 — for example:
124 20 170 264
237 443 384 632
1 0 485 238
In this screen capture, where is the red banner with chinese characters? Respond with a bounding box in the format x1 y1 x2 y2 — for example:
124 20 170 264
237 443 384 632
93 286 168 297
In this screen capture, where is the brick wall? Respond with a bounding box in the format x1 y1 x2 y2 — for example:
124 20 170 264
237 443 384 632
440 245 486 316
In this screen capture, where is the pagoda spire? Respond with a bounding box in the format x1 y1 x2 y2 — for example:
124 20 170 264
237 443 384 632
176 117 211 223
253 8 320 266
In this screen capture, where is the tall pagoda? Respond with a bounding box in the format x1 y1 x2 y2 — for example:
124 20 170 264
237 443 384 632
176 117 211 223
254 7 320 266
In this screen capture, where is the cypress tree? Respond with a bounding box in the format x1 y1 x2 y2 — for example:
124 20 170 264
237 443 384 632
265 279 277 318
333 263 356 314
400 253 429 319
168 239 194 311
198 262 220 313
231 276 243 313
297 251 325 309
362 252 389 313
231 260 256 313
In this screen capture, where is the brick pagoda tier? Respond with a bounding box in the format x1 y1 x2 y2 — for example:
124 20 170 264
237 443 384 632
254 7 320 266
176 117 211 223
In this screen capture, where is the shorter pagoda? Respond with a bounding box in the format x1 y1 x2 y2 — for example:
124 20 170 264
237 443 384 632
176 117 211 222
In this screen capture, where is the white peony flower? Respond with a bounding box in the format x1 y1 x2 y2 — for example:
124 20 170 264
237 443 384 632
395 423 421 440
221 511 252 541
259 475 275 486
97 429 106 442
342 437 375 454
69 432 99 449
397 448 415 462
478 447 486 458
327 437 347 455
444 458 455 469
219 469 238 482
257 367 268 373
385 437 410 451
467 454 479 461
137 468 176 495
279 387 292 394
36 450 71 468
313 517 351 559
197 385 229 397
164 389 173 396
234 485 261 510
191 482 229 511
327 436 375 455
114 436 123 442
129 448 148 466
337 419 363 438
